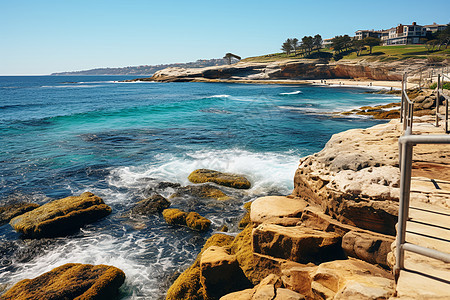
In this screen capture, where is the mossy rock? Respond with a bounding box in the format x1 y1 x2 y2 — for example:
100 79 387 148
9 192 111 238
186 212 211 232
188 169 251 189
163 209 188 226
166 234 235 300
170 184 230 201
0 202 39 226
0 263 125 300
163 209 211 232
238 201 253 229
131 194 170 215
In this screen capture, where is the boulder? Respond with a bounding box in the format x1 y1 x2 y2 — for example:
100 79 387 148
170 184 230 200
166 234 235 300
341 231 394 269
9 192 111 238
274 288 305 300
0 202 39 225
230 225 285 285
220 289 254 300
312 259 394 299
280 262 316 298
252 224 344 264
186 212 211 232
280 258 394 299
220 274 306 300
163 208 188 226
0 263 125 300
162 209 211 232
131 194 170 215
188 169 251 189
250 196 307 226
200 246 251 299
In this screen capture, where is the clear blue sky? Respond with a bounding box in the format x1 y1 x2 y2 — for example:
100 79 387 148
1 0 449 75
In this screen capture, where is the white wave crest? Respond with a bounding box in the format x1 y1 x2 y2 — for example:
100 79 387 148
108 148 300 196
209 94 230 98
280 91 302 95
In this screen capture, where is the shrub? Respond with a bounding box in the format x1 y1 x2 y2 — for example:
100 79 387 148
430 82 450 89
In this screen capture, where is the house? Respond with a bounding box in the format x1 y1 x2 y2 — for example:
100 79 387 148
384 22 427 45
355 30 382 40
322 38 334 47
423 22 448 33
356 22 429 45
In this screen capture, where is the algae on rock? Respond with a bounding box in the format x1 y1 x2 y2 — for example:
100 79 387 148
9 192 111 238
0 263 125 300
166 234 235 300
188 169 251 189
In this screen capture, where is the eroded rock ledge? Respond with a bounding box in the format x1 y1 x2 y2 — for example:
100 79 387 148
132 58 437 83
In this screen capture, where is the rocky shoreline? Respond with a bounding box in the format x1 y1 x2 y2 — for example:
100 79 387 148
1 108 449 299
125 57 437 86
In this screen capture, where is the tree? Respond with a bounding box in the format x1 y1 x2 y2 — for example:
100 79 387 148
291 38 299 55
426 40 439 52
302 36 314 56
281 39 293 56
313 34 323 51
437 24 450 49
353 38 365 56
331 36 344 53
363 37 381 54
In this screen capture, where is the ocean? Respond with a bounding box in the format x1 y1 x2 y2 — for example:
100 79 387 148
0 76 400 298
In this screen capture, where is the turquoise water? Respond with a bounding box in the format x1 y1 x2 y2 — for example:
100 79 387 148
0 76 399 298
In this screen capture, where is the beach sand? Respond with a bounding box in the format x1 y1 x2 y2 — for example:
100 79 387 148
304 78 419 90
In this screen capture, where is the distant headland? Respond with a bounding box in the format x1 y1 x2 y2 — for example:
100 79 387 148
50 58 232 76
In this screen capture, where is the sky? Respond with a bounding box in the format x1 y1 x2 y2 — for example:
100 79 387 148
0 0 449 75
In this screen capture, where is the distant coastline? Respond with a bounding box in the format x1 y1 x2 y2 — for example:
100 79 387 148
50 58 230 76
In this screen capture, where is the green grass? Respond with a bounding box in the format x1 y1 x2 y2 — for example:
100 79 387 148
342 45 449 61
242 45 449 63
242 48 334 63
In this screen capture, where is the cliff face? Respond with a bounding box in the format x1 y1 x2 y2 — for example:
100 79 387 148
147 58 427 82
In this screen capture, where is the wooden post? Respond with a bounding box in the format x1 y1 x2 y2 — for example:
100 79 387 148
436 74 440 127
419 70 422 90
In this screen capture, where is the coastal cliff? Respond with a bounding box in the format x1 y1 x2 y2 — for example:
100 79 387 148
140 58 434 83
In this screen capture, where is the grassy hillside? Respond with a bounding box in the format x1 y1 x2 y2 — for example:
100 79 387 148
242 45 450 63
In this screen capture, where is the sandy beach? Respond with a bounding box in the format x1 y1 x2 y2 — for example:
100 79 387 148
304 78 419 89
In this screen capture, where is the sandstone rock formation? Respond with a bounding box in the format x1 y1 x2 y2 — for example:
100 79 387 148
0 202 39 225
220 274 305 300
147 60 405 83
250 196 306 226
188 169 251 189
200 246 251 299
0 263 125 300
166 234 235 300
341 231 394 269
162 208 211 232
281 258 394 299
9 192 111 238
252 224 343 264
